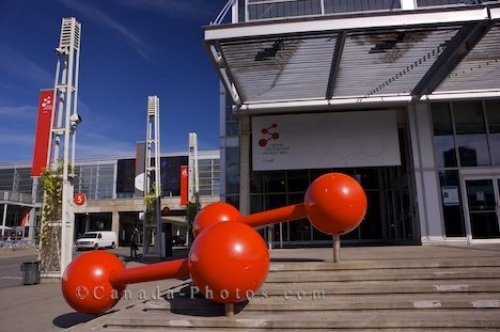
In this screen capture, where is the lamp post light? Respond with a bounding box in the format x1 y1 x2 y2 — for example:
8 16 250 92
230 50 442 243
45 17 82 276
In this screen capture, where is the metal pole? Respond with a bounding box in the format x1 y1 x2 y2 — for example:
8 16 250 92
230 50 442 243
1 204 7 238
60 18 77 275
333 235 341 263
225 303 235 317
154 97 161 257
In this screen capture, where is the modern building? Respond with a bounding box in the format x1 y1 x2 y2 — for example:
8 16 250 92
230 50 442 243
207 0 500 247
0 150 220 245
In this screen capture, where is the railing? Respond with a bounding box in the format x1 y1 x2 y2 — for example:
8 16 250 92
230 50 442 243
213 0 496 24
0 190 33 205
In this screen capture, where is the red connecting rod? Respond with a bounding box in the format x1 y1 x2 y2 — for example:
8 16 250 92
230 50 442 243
240 203 307 228
108 258 189 286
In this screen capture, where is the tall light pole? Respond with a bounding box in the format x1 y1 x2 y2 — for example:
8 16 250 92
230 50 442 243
188 132 199 202
144 96 162 257
48 17 82 275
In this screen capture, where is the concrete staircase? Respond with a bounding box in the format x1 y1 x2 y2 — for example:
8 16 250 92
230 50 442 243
78 252 500 331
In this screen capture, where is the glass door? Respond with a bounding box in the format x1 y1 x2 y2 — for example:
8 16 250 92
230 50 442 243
464 178 500 239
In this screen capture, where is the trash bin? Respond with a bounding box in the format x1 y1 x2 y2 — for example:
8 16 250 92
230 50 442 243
21 261 40 285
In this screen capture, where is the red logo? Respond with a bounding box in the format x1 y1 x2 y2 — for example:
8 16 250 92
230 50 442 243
41 95 52 112
74 192 86 206
258 123 279 147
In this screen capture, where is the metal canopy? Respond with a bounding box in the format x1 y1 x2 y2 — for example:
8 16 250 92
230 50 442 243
204 4 500 112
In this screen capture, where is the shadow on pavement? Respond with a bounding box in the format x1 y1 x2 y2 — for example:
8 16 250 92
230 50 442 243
52 312 95 329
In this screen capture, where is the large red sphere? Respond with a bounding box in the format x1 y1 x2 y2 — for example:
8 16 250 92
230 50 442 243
192 202 241 238
304 173 367 235
61 251 125 315
189 222 269 303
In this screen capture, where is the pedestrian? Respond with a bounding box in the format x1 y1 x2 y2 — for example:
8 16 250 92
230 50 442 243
130 228 139 258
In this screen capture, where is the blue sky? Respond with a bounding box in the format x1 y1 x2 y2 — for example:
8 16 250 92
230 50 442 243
0 0 228 162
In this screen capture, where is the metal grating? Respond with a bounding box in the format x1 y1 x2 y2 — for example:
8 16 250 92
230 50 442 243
334 28 460 97
220 33 337 103
435 24 500 93
206 4 500 108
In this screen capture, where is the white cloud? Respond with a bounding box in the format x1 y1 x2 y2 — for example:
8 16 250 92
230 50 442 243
56 0 153 63
0 42 53 88
111 0 218 19
77 132 135 159
0 104 37 118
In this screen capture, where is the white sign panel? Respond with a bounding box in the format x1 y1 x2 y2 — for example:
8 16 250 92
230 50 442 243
252 111 401 171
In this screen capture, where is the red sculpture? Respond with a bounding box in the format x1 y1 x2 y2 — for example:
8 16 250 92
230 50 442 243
61 172 367 315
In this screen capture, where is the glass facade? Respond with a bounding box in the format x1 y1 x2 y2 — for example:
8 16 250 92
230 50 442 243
239 0 492 23
0 166 33 194
0 152 219 204
245 0 400 21
199 158 220 196
249 164 414 245
75 163 115 200
116 154 219 198
432 100 500 238
222 102 416 245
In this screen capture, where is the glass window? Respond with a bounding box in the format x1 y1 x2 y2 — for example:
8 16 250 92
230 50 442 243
248 0 322 20
325 0 400 14
262 171 286 193
250 172 263 194
225 95 238 137
359 191 383 239
117 159 135 195
226 147 240 194
485 100 500 166
417 0 465 7
287 170 309 192
438 170 465 237
225 195 240 209
453 101 490 167
432 103 457 168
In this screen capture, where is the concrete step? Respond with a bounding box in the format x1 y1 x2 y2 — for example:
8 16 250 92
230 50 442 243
101 309 500 330
142 293 500 314
99 329 500 332
269 257 500 271
67 249 500 331
266 266 500 283
260 279 500 295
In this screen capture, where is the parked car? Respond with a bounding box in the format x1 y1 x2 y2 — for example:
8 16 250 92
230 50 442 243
76 231 117 250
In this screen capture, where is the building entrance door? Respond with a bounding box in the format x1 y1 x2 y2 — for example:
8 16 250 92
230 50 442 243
463 178 500 240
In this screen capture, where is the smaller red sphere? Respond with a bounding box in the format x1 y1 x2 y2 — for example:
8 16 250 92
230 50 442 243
61 251 125 315
304 173 367 235
192 202 241 238
189 222 269 304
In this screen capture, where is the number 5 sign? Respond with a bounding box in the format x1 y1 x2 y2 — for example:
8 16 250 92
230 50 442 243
74 192 87 206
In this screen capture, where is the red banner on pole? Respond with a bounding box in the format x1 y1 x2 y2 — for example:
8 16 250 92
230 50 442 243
180 165 188 206
31 90 53 176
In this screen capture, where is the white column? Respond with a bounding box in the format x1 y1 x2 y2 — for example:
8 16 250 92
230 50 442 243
400 0 417 10
2 204 7 238
408 102 444 243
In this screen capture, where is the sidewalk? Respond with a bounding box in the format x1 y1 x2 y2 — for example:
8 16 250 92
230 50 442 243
1 244 499 332
0 247 189 332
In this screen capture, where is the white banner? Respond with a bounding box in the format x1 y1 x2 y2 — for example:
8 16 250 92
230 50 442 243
252 111 401 171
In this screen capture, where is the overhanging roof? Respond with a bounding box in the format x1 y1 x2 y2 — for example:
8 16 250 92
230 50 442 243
204 4 500 112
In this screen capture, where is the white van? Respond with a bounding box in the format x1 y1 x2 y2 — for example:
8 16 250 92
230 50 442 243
76 231 117 250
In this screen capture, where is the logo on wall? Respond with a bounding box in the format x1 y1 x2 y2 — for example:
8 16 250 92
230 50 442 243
41 95 52 112
258 123 280 147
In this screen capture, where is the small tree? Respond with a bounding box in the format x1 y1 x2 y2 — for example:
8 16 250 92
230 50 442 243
38 167 63 275
143 185 161 254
